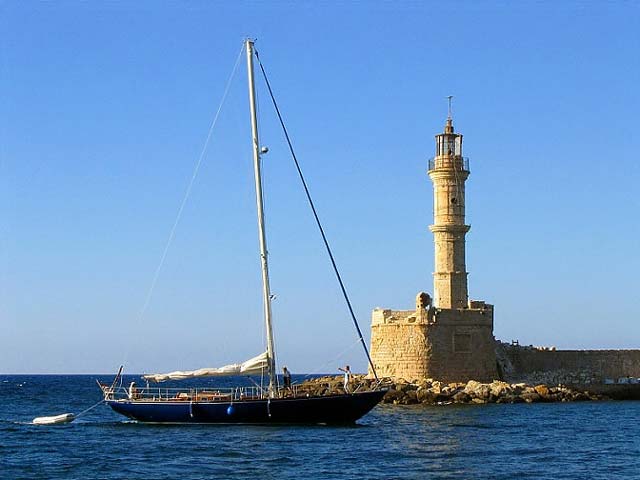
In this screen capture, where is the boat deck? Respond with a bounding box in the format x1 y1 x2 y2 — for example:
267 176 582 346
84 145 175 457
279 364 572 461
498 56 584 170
100 383 340 403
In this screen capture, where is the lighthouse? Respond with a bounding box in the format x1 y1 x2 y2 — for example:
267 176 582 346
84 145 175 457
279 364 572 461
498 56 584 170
428 104 470 309
369 101 498 383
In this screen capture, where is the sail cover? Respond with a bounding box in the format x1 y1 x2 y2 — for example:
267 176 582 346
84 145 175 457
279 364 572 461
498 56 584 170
142 351 269 383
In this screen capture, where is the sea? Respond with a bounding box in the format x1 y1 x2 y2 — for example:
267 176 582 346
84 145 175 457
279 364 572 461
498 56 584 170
1 375 639 479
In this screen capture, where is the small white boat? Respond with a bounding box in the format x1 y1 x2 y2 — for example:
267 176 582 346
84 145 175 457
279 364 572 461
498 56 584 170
32 413 75 425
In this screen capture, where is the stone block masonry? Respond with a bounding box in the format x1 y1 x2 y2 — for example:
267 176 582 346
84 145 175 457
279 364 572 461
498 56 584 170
498 343 640 384
369 294 498 383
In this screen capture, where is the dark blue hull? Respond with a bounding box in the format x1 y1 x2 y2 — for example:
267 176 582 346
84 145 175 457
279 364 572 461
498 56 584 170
107 390 386 424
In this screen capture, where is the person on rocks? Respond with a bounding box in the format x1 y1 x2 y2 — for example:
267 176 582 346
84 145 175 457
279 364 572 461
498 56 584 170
338 365 352 393
282 366 292 393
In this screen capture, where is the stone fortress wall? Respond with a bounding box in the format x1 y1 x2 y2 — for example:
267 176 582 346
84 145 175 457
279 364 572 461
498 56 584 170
498 342 640 385
370 294 497 383
369 307 429 381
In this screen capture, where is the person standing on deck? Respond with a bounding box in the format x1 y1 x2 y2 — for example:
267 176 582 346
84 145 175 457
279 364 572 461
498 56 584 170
338 365 352 393
283 366 292 392
128 381 138 400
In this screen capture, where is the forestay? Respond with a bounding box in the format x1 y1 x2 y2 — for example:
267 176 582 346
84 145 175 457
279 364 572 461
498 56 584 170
142 351 269 383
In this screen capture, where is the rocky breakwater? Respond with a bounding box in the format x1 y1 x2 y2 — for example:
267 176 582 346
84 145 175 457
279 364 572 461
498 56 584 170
382 379 607 405
297 376 606 405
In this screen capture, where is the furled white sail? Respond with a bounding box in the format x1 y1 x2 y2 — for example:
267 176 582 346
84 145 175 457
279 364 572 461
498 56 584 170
142 351 269 383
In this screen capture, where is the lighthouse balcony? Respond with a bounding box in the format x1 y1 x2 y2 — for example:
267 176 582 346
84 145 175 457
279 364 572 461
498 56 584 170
428 156 470 173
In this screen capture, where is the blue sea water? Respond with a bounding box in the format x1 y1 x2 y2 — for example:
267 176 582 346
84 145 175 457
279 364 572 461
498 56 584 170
1 375 639 479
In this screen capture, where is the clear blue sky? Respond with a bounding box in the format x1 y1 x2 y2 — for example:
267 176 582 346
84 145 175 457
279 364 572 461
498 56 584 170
1 1 638 374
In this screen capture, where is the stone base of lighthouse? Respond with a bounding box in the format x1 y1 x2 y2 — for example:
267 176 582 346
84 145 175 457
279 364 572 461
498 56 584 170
369 293 498 383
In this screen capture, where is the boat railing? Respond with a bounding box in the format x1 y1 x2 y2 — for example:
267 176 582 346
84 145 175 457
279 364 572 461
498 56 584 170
101 381 372 402
102 385 268 402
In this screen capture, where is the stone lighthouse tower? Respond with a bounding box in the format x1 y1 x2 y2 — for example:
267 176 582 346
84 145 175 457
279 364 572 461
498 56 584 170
429 107 470 309
369 104 497 382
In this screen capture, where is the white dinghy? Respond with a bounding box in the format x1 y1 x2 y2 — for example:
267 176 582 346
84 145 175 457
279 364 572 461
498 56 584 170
33 413 75 425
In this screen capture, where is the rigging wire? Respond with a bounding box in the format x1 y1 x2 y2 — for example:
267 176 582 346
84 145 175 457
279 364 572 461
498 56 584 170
121 44 245 368
74 399 106 418
298 338 363 383
253 48 379 381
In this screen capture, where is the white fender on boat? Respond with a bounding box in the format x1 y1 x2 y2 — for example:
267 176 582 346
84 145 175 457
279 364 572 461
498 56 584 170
32 413 76 425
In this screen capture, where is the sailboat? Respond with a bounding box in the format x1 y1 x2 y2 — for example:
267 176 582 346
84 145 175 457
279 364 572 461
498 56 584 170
100 39 386 424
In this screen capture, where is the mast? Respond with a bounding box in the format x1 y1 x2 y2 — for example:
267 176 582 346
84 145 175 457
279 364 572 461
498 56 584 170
245 38 277 397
